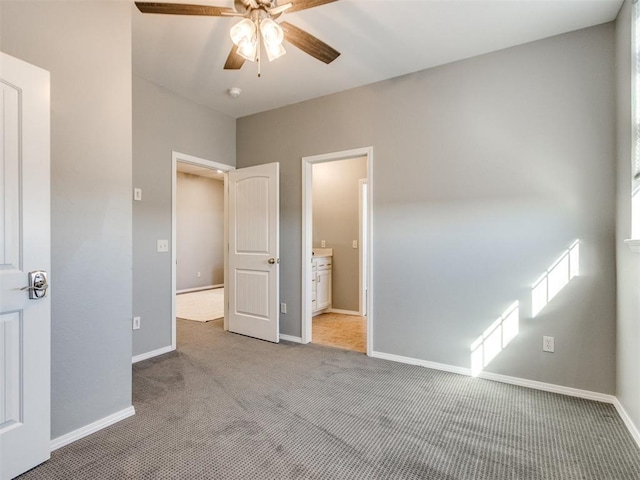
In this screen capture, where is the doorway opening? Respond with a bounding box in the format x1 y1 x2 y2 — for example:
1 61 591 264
301 147 373 355
171 152 234 349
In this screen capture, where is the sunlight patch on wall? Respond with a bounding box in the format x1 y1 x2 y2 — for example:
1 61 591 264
470 301 519 377
531 240 579 318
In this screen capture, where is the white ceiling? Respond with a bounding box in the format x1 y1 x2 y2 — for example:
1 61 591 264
133 0 623 119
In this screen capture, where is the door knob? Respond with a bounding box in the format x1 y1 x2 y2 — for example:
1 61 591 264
268 257 280 264
20 270 49 299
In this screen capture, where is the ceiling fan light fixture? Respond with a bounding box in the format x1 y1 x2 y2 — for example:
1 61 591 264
237 39 258 62
260 18 284 47
230 18 256 46
136 1 342 74
260 17 286 62
265 42 286 62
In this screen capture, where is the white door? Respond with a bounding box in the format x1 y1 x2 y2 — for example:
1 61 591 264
0 52 51 479
228 163 279 342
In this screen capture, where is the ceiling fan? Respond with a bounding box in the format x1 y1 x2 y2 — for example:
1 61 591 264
135 0 341 76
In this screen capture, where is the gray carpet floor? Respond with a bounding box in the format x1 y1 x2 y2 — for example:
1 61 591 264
20 319 640 479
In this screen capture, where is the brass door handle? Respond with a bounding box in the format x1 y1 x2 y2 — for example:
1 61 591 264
268 258 280 264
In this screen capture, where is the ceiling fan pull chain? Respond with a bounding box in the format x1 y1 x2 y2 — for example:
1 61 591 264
257 23 262 78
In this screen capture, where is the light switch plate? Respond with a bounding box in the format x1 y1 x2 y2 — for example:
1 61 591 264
134 188 142 201
157 240 169 252
353 240 358 248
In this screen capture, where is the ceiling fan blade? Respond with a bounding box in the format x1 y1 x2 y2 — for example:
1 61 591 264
280 21 340 64
234 0 248 13
268 2 292 16
224 45 246 70
286 0 338 13
135 2 235 16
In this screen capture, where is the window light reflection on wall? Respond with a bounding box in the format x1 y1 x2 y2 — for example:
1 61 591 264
531 240 580 318
470 301 519 377
470 240 580 377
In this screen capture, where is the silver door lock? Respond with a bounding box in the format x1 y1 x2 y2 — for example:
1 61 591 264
21 270 49 299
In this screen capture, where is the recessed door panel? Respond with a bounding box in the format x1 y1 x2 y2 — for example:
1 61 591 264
0 312 21 430
235 177 270 254
235 270 269 320
0 82 20 270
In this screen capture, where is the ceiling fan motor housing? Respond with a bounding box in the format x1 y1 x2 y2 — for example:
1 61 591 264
236 0 280 14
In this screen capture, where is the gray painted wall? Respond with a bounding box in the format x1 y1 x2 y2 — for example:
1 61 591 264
313 157 367 311
238 24 617 394
0 0 624 445
176 172 224 291
133 75 235 357
0 1 133 438
615 0 640 436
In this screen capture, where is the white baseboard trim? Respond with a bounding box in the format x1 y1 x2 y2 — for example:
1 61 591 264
370 350 615 404
279 334 303 343
50 406 135 452
614 398 640 449
328 308 361 316
132 345 175 364
176 284 223 294
370 351 470 376
477 371 615 404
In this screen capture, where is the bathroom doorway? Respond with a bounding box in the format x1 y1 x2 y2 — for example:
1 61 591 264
301 147 373 354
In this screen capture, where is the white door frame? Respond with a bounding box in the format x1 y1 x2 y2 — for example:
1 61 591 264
359 179 368 317
171 151 235 348
301 146 373 354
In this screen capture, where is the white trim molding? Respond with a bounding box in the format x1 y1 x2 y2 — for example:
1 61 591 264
624 239 640 252
328 308 361 316
50 406 135 451
176 284 223 294
132 345 174 364
370 350 616 404
477 371 615 404
370 351 471 376
279 334 303 343
614 398 640 449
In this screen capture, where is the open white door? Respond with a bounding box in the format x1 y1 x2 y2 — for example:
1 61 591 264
0 53 51 479
228 163 279 342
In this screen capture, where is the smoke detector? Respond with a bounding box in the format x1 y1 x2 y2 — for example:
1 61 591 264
228 87 241 98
